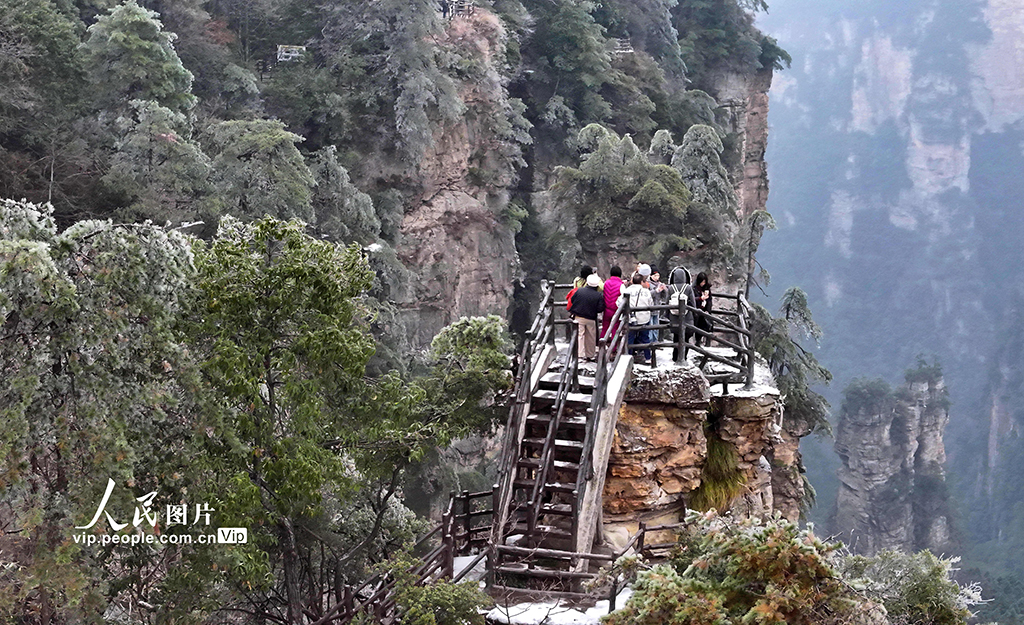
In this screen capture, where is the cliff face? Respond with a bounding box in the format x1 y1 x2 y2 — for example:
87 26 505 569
759 0 1024 550
833 375 953 556
367 11 523 348
602 364 804 541
706 68 774 224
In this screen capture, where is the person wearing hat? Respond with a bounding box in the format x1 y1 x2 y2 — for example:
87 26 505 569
568 272 604 361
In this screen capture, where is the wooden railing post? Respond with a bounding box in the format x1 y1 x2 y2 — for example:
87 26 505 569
739 291 755 390
461 490 471 554
676 293 687 364
444 532 454 579
637 521 646 557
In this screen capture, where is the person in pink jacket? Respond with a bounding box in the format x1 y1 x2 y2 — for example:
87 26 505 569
601 265 624 338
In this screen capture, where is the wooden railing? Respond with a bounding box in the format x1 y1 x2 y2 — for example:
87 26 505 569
523 324 579 535
320 490 494 624
493 281 555 543
550 282 755 389
604 520 690 612
576 296 630 537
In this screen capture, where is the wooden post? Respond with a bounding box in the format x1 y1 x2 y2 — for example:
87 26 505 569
344 584 353 618
637 521 646 557
649 321 657 368
676 297 687 364
444 532 455 579
609 574 619 613
461 490 471 555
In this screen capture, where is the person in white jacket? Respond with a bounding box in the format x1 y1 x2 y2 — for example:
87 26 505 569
618 273 655 363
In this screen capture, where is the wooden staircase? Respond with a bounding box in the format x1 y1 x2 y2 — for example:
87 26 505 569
490 282 635 598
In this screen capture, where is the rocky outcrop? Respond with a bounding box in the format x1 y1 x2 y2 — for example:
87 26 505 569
604 364 711 518
602 363 801 541
704 68 774 222
388 11 524 348
715 392 785 519
834 373 953 555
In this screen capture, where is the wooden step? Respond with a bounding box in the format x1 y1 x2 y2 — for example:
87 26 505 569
525 414 587 428
530 389 593 405
540 503 574 516
494 565 596 580
513 480 576 493
522 438 584 450
538 372 595 389
517 458 579 472
512 523 572 540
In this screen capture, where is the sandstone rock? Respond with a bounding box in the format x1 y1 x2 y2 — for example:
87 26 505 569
834 373 954 555
626 363 710 406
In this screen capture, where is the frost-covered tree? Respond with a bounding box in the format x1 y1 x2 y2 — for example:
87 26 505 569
308 145 380 244
207 119 314 221
554 123 737 267
0 198 198 621
101 99 211 220
80 0 196 116
671 123 737 215
748 287 832 436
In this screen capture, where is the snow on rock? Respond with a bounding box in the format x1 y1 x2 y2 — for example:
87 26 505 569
485 590 632 625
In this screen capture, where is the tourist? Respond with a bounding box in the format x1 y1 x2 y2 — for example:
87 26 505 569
602 265 625 338
619 273 654 364
693 272 713 346
667 266 695 361
573 265 593 289
568 273 603 361
648 267 668 342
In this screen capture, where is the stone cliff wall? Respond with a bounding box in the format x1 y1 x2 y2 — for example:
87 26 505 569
705 68 774 223
834 375 953 555
381 11 522 348
602 364 804 544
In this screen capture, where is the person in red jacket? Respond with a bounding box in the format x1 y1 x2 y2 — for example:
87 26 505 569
601 265 624 338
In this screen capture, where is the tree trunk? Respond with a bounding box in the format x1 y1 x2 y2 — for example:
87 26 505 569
280 518 306 624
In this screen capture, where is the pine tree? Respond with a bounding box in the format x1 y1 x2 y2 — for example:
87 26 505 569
80 0 196 115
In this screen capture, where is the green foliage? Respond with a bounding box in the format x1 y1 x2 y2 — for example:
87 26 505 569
186 215 375 517
672 124 737 216
318 0 464 159
671 0 789 90
207 119 315 221
1 198 198 620
839 550 981 625
688 429 746 512
501 200 529 234
307 145 381 244
389 555 490 625
605 511 856 625
80 0 196 115
905 355 945 386
0 0 84 134
840 377 894 418
518 0 662 143
749 288 832 435
101 98 211 220
422 315 513 437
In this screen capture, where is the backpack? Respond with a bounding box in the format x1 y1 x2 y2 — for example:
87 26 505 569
566 286 579 312
666 267 692 317
629 287 652 325
668 283 692 309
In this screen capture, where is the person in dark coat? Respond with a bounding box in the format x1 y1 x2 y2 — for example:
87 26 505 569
667 267 695 361
693 272 713 346
568 273 604 360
